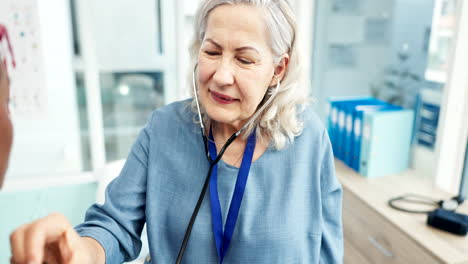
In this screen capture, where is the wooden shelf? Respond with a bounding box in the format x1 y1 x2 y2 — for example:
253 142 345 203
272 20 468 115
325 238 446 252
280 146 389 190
336 159 468 263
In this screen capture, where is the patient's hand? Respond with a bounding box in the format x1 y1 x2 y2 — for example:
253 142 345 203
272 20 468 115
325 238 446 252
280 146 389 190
0 47 12 188
9 212 105 264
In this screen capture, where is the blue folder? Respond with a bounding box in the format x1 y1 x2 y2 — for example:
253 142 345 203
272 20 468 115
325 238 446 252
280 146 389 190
350 104 400 171
341 99 386 167
359 109 414 178
326 96 372 158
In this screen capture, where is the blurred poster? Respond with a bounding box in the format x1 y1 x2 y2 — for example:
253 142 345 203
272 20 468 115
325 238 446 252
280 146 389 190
0 0 46 117
328 44 357 68
331 0 362 14
364 18 390 44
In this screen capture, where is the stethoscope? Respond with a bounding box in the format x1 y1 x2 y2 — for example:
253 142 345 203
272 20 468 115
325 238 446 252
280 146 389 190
175 64 280 263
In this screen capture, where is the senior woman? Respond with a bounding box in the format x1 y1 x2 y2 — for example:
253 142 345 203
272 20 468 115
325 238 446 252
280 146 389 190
9 0 343 263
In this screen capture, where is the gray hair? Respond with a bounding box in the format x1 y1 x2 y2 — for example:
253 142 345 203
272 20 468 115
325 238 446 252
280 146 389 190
189 0 309 150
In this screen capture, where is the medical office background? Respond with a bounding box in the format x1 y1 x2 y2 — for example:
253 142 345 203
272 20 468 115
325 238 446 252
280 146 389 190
1 0 468 263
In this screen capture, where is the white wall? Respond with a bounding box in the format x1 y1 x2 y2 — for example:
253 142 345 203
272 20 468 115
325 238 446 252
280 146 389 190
7 0 82 180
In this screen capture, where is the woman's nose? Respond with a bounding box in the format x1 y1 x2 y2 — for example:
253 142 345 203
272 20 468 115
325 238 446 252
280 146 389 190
212 60 234 87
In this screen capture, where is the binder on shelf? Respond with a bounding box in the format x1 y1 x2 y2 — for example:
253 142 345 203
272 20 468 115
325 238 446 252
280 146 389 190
359 109 414 178
414 88 442 149
341 99 387 167
334 102 349 160
350 104 400 171
418 103 440 149
326 96 372 158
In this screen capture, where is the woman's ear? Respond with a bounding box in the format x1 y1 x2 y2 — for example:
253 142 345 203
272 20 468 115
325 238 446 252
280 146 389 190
269 54 289 87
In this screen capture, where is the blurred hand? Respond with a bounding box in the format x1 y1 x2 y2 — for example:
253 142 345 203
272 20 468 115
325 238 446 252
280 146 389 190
0 51 10 112
0 55 9 92
9 213 104 264
0 49 13 188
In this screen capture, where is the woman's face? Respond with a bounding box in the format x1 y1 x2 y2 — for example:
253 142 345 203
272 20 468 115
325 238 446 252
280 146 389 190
197 4 278 129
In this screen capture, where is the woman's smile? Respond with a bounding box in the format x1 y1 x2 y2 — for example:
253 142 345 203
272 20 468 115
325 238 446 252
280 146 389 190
210 89 239 104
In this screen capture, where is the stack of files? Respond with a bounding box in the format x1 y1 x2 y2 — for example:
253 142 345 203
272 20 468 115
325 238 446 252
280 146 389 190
326 96 414 178
326 96 374 160
327 97 385 161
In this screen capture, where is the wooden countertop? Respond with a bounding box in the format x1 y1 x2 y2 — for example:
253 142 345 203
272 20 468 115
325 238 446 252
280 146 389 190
336 159 468 264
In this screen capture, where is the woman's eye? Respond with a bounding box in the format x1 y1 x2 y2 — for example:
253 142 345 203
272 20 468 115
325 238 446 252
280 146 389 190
205 51 220 56
238 58 253 65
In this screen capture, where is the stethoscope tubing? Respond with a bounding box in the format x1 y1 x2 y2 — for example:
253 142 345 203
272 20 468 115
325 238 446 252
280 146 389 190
175 130 238 264
175 64 279 264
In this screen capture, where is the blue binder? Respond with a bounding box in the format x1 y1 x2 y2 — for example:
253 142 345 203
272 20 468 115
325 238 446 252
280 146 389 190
350 104 400 171
326 96 372 158
417 103 440 149
341 99 386 167
359 109 414 178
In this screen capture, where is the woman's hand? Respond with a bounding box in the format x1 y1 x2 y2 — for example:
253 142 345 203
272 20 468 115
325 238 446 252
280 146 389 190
9 212 105 264
0 48 13 188
0 56 9 95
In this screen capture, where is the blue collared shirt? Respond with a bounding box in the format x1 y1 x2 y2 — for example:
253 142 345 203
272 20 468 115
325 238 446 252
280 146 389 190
75 99 343 263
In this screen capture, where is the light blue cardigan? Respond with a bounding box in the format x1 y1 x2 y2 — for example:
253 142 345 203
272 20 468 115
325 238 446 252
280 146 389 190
76 99 343 263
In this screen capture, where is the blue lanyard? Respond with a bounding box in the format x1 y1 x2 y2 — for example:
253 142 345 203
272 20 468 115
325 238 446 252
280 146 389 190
208 129 256 263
